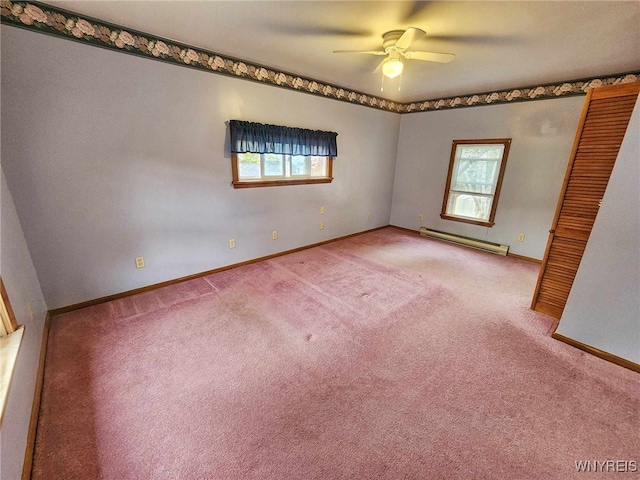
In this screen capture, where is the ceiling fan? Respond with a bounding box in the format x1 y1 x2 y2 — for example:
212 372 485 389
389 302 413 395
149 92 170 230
333 27 455 87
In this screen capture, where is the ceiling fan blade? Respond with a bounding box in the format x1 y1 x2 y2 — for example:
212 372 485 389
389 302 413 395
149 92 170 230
405 51 456 63
373 58 387 74
395 27 426 50
333 50 387 55
427 34 517 46
400 1 435 23
273 25 373 37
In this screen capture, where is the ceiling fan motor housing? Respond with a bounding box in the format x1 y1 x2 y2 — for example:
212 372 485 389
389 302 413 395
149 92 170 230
382 31 407 51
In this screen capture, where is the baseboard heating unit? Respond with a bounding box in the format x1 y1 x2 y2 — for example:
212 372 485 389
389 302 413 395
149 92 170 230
419 227 509 256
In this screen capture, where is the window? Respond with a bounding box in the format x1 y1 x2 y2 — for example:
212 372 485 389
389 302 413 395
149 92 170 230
229 120 337 189
440 139 511 227
0 279 18 337
232 153 332 188
1 277 23 427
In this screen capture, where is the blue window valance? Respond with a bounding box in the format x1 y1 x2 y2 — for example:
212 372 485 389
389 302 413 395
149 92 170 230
229 120 338 157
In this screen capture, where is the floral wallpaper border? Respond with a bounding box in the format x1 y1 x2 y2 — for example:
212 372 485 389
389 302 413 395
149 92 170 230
2 1 639 114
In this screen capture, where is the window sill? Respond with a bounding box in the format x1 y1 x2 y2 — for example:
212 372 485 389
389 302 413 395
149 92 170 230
233 178 333 189
0 325 24 426
440 213 495 228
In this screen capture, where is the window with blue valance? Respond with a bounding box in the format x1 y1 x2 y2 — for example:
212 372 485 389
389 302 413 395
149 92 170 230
229 120 338 157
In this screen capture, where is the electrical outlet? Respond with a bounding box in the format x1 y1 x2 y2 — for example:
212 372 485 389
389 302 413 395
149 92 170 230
27 303 34 320
418 214 424 221
320 206 325 215
320 222 325 230
518 233 525 242
272 230 278 240
135 256 145 269
367 213 371 220
229 238 236 249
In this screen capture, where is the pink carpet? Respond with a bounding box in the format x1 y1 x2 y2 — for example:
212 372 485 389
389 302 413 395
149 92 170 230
33 227 639 479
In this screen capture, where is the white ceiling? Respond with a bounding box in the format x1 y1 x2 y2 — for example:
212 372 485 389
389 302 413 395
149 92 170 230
45 1 640 103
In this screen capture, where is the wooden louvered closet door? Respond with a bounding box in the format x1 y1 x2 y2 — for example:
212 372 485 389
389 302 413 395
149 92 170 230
531 82 640 319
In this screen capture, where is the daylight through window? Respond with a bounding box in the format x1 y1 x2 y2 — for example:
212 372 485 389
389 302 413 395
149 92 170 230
0 277 22 428
235 154 330 183
440 139 511 227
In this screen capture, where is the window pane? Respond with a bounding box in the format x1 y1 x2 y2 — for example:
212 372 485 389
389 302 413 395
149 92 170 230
448 193 493 221
310 157 327 177
264 154 284 176
238 153 260 179
453 159 499 194
291 156 310 176
459 145 504 160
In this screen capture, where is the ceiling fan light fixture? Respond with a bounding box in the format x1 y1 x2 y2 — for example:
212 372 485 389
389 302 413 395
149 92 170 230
382 57 403 79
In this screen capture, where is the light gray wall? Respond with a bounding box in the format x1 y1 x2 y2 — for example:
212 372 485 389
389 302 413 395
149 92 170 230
557 96 640 364
390 97 584 258
1 26 400 309
0 172 48 480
